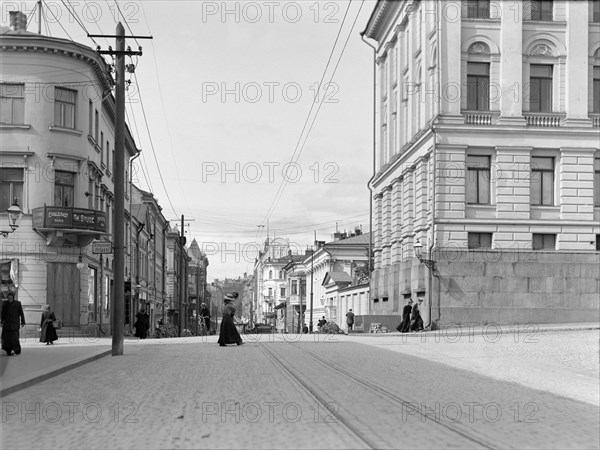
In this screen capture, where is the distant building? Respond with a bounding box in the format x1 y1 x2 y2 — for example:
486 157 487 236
362 0 600 327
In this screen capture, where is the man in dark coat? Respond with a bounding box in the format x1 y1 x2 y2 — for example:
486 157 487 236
396 299 413 333
346 309 355 332
1 293 26 355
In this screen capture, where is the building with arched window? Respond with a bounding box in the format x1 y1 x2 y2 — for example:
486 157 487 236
362 0 599 327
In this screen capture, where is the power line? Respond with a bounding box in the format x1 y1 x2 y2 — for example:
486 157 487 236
133 71 178 218
61 0 100 48
260 0 366 226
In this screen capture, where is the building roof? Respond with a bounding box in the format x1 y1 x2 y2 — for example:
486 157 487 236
325 232 371 247
322 271 353 286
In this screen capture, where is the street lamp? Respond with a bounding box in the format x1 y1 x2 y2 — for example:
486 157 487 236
1 200 23 237
414 239 437 274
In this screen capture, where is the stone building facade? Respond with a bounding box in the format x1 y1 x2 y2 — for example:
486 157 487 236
362 0 600 327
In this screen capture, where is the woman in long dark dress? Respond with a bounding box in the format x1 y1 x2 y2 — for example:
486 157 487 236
40 304 58 345
218 292 243 346
396 299 413 333
134 308 150 339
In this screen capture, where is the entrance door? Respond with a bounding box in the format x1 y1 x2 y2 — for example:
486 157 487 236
47 263 80 326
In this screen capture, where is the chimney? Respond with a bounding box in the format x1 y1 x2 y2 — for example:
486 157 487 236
355 226 362 236
333 232 342 241
9 11 27 32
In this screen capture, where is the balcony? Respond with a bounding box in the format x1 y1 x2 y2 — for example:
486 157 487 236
32 206 106 247
523 112 565 127
590 114 600 128
463 110 499 125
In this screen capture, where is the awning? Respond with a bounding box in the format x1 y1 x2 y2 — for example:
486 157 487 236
274 302 286 310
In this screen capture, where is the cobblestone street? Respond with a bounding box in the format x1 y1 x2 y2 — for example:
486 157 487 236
2 329 598 449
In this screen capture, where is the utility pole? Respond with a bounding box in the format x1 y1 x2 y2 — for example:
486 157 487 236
179 214 186 337
309 231 315 333
91 25 151 356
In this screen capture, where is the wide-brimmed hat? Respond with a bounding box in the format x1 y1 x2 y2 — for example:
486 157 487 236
224 293 236 302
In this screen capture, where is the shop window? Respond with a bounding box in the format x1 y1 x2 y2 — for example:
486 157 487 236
0 260 17 299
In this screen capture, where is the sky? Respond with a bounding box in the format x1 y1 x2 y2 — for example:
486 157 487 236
3 0 376 280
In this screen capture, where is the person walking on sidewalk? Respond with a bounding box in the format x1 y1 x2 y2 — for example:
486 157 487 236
410 298 424 332
218 292 243 346
346 309 355 333
134 307 150 339
396 299 413 333
39 304 58 345
1 292 26 356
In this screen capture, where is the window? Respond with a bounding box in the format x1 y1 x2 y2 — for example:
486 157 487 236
0 83 25 124
291 280 298 295
88 100 93 135
529 65 553 112
106 140 110 169
594 158 600 207
268 288 273 299
466 63 490 111
529 0 553 21
54 170 74 207
596 235 600 252
268 270 272 279
95 110 99 141
466 0 490 19
593 1 600 23
468 233 492 249
0 167 24 211
300 280 306 297
593 67 600 114
280 288 286 298
466 155 491 204
531 156 554 205
54 87 76 129
532 234 555 250
100 132 104 163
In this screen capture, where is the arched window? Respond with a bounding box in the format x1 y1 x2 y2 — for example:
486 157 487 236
268 270 272 279
466 42 491 111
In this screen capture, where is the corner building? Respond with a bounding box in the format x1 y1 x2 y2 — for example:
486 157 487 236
0 14 138 332
362 0 600 327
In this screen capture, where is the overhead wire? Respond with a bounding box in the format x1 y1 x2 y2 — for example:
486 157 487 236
260 0 366 226
42 0 73 40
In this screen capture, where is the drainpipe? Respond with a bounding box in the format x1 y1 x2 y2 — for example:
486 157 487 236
360 32 377 277
426 1 443 331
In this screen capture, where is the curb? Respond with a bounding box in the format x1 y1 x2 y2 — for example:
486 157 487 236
0 349 112 398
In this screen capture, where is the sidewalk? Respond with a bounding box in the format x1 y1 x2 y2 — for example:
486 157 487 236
1 322 597 398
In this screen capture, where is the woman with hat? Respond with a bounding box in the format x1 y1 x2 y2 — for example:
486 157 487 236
217 292 243 346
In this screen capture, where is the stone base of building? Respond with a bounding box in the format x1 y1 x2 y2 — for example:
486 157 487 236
371 251 600 327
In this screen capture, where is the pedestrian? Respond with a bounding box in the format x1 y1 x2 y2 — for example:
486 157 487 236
1 292 26 356
40 304 58 345
410 298 424 332
317 316 327 332
199 303 211 335
134 307 150 339
218 292 243 346
346 309 355 333
396 299 413 333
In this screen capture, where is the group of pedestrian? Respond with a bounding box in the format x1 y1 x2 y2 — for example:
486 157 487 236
396 298 424 333
1 293 62 356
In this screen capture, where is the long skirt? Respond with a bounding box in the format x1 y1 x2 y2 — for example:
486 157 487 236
217 314 243 345
396 316 411 333
1 327 21 354
40 321 58 343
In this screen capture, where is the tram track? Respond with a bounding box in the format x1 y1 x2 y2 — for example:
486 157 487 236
259 340 513 450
